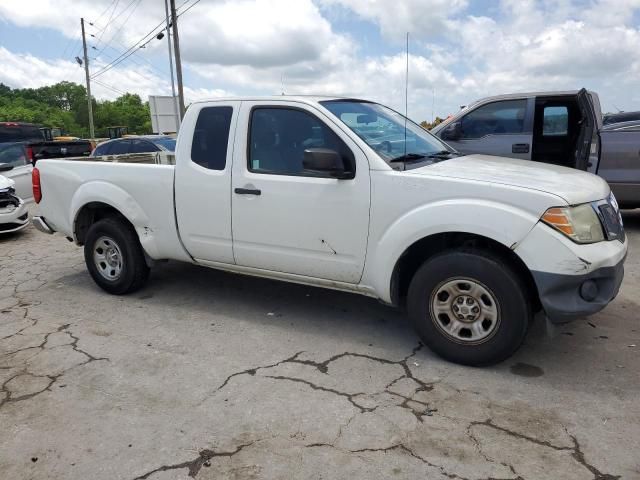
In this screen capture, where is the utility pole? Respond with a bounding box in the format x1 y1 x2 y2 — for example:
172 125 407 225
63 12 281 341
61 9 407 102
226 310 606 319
80 18 95 139
169 0 185 119
163 0 180 129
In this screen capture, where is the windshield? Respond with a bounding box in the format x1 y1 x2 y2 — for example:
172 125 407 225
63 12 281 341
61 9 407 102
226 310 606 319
320 100 454 164
152 137 176 151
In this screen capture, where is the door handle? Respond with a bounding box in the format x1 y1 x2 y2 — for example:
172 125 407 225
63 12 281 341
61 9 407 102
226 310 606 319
234 187 261 196
512 143 530 154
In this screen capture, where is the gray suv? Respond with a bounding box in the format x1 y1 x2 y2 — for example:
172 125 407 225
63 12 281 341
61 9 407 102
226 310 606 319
431 89 640 208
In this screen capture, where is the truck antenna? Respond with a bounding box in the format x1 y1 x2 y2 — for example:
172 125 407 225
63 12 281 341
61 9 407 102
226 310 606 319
403 32 409 165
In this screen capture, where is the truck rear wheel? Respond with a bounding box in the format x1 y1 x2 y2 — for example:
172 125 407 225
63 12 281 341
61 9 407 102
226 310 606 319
407 250 531 366
84 217 150 294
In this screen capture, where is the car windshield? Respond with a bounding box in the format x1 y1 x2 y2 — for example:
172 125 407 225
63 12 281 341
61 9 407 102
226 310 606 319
152 137 176 151
320 100 454 165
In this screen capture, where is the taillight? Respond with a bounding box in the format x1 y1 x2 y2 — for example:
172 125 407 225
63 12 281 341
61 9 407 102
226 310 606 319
32 167 42 204
25 146 34 164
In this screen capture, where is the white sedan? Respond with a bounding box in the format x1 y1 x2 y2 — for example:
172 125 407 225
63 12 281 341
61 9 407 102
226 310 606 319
0 174 29 234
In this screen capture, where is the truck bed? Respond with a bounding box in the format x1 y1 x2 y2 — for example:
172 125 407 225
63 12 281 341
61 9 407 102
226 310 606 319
36 159 188 261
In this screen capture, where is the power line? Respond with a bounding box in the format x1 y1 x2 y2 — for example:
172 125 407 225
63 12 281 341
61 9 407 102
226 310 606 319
176 0 200 16
92 0 121 44
93 78 127 96
90 19 167 78
91 0 141 58
177 0 202 17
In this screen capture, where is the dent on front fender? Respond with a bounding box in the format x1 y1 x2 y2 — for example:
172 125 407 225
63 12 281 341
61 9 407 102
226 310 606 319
364 199 541 303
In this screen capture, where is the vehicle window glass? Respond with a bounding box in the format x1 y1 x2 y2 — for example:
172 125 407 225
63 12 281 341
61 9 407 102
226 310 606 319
21 126 44 141
191 106 233 170
543 106 568 136
460 100 527 139
109 140 130 155
152 137 176 151
248 107 355 176
93 142 112 156
0 145 27 167
130 139 157 153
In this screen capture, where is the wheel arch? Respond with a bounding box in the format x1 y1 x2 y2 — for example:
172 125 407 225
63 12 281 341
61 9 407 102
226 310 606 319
390 231 540 311
74 201 135 246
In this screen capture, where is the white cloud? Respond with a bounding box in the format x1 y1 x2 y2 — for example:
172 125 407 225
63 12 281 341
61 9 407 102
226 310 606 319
319 0 468 41
1 0 640 119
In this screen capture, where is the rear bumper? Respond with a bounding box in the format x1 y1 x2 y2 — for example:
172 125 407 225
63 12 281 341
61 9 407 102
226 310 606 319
532 257 625 323
32 215 55 234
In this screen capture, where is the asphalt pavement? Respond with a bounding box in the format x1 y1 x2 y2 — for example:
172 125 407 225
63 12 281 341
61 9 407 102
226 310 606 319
1 209 639 479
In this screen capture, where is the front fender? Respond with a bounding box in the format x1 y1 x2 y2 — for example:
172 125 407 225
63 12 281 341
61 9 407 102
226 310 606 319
363 199 541 303
69 181 160 257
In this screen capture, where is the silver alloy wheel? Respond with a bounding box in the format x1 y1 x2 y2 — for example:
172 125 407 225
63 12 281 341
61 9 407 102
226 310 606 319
93 236 123 281
429 277 500 345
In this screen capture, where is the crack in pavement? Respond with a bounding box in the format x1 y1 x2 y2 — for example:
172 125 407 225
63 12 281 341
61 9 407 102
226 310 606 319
468 419 621 480
132 441 256 479
184 345 619 480
0 316 109 410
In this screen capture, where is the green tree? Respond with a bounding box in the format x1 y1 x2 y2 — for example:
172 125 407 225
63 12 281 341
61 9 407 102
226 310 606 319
0 82 152 138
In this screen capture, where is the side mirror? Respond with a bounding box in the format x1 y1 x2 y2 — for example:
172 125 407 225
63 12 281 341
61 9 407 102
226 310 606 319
441 122 462 141
0 163 14 173
303 148 354 179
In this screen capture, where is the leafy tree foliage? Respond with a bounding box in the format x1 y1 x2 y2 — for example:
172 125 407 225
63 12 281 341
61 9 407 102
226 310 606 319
0 82 151 138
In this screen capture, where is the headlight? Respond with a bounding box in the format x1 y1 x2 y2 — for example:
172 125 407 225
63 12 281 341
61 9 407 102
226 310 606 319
541 204 605 244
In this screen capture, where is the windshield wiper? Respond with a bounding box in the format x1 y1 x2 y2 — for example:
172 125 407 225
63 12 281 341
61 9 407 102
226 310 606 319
389 150 459 163
389 153 427 163
423 150 459 158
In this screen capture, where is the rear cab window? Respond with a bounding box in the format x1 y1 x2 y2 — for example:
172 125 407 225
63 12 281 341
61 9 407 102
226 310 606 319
191 106 233 170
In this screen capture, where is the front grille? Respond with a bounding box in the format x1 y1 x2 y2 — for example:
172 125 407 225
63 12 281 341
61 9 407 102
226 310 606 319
596 199 625 242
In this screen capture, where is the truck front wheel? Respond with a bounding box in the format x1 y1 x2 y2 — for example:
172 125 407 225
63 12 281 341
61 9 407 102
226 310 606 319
407 250 531 366
84 217 150 295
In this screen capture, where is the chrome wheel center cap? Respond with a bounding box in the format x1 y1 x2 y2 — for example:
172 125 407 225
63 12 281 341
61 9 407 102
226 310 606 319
452 295 481 322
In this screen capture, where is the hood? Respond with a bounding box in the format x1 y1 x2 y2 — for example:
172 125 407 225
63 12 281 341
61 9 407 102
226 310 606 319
0 175 15 191
409 154 610 205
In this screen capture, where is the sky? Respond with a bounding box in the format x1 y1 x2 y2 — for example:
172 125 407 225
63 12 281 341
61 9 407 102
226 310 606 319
0 0 639 122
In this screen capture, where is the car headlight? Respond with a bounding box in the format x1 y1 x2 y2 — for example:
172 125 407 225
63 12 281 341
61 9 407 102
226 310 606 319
541 204 605 244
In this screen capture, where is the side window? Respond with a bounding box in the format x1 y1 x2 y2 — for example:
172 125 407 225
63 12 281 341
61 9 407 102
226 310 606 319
130 139 158 153
461 100 527 139
0 145 27 167
93 142 112 156
543 106 568 136
191 106 233 170
248 107 355 176
109 140 130 155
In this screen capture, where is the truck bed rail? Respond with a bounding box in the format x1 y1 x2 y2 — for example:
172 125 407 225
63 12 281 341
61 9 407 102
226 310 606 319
45 151 175 165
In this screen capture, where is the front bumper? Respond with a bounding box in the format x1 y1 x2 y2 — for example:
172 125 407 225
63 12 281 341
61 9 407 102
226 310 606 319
0 201 29 234
532 257 625 323
515 221 627 324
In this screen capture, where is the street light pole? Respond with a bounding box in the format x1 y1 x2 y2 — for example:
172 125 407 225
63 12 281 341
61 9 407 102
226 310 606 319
163 0 180 129
169 0 185 119
80 17 95 138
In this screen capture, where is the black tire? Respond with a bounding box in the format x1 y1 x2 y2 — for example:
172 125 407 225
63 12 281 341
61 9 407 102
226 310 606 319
407 249 531 366
84 216 150 295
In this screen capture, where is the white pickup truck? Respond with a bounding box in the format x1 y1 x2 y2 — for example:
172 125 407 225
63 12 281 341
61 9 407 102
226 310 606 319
32 96 627 365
